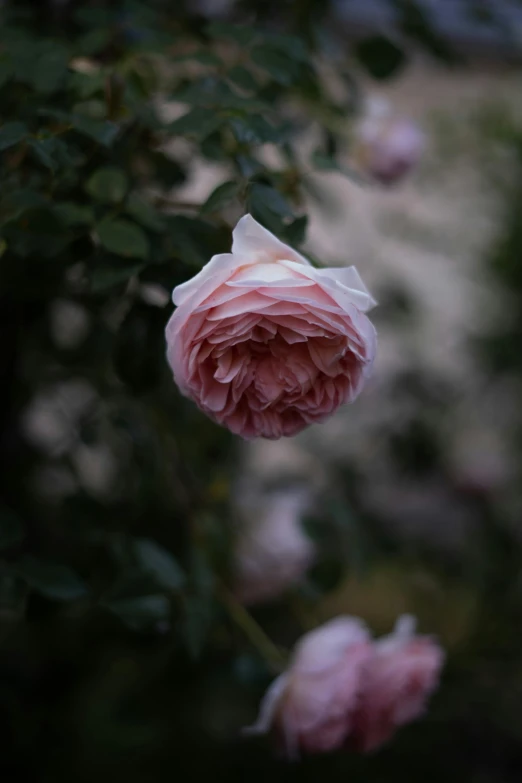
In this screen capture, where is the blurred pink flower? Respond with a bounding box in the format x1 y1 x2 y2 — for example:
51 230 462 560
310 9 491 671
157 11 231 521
351 615 445 753
245 617 372 757
165 215 376 439
233 488 315 605
245 615 444 758
354 98 425 186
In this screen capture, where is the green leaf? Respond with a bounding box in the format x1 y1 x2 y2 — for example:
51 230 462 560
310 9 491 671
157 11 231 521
355 35 407 80
167 107 223 139
0 509 24 550
284 214 308 246
85 167 128 203
249 182 293 218
68 70 106 99
33 44 69 93
172 50 222 67
104 594 170 631
0 122 28 151
134 538 185 591
251 45 302 86
15 556 88 601
310 150 369 185
248 183 294 236
228 65 258 92
200 180 240 215
206 21 259 46
263 32 309 63
96 219 149 259
78 28 112 56
72 116 119 146
165 216 229 267
29 139 57 171
54 202 95 226
125 193 164 232
228 115 279 145
173 78 267 112
91 261 145 292
0 239 7 258
0 59 13 89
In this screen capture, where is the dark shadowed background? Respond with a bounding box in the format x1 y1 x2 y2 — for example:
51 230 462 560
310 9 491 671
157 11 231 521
2 0 522 780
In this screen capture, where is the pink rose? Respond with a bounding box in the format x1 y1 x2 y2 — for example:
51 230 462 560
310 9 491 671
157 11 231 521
165 215 376 439
354 99 425 186
351 615 445 753
233 488 315 605
245 617 372 758
245 615 444 758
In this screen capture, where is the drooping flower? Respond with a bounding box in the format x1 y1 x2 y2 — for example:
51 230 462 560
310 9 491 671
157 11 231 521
351 615 445 752
245 614 444 758
165 214 376 439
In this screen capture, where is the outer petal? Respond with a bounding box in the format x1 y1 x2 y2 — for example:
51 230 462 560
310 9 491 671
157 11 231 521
279 260 376 313
172 253 241 306
292 616 371 675
243 673 290 735
232 214 311 266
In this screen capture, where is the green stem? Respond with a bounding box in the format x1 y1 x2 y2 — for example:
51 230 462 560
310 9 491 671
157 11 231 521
219 585 287 672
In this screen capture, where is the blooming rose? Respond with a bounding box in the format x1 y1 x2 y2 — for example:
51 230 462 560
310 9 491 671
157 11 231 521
165 215 376 439
233 487 315 605
245 617 372 758
245 615 444 758
354 98 425 186
351 615 445 753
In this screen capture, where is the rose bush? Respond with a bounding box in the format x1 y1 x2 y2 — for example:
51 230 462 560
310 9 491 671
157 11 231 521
165 215 377 439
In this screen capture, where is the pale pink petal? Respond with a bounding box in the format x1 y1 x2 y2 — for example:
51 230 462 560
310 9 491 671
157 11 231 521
232 214 311 266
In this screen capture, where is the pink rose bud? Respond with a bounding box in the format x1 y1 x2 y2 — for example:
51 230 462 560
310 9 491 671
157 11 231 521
165 215 376 439
351 615 445 753
354 100 425 186
233 488 315 605
244 617 373 758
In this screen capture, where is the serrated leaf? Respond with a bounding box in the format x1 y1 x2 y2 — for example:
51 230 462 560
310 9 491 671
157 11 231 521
0 122 28 151
0 509 24 550
85 166 128 203
134 538 185 591
96 219 149 259
355 35 407 80
200 180 240 215
15 556 88 601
